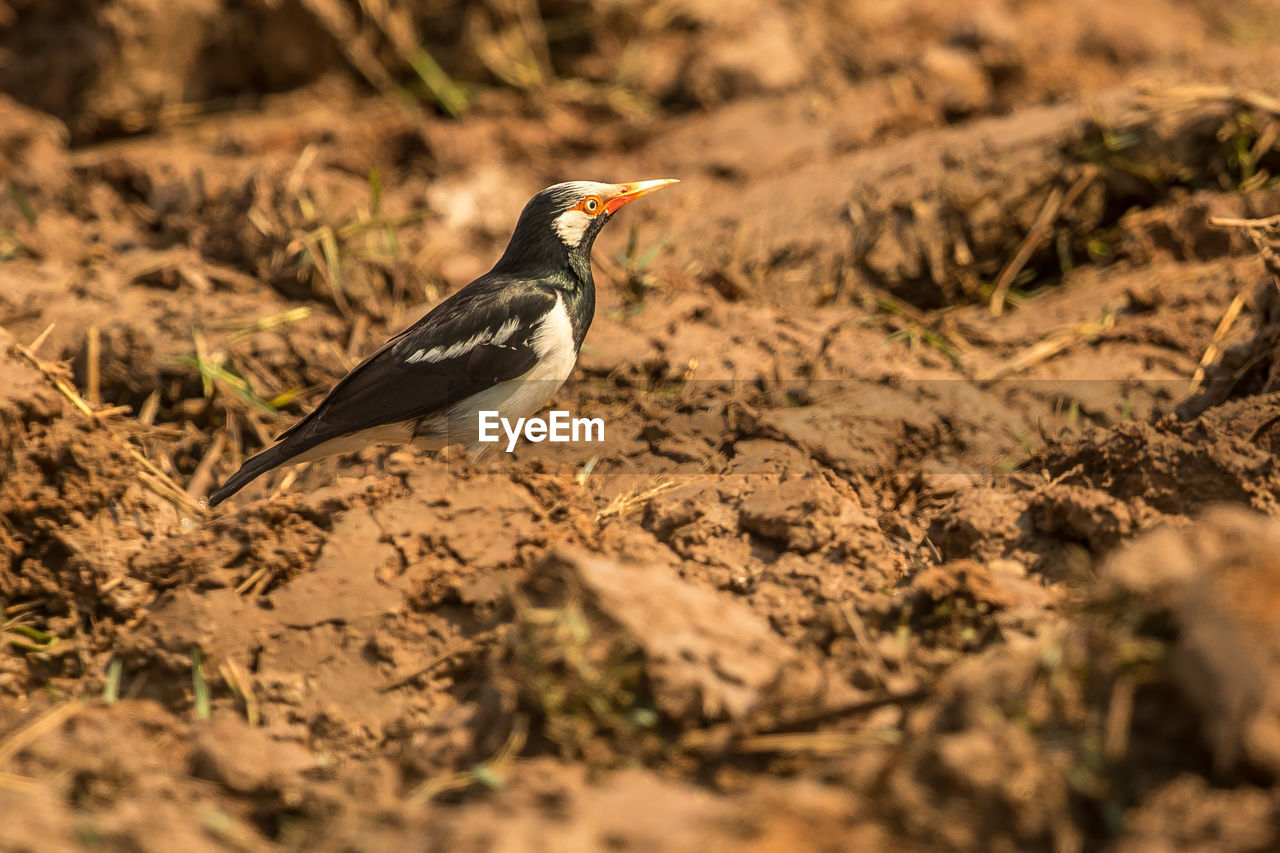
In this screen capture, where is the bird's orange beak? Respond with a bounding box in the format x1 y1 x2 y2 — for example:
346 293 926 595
604 178 680 215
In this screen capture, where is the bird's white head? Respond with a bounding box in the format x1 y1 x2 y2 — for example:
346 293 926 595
544 179 680 249
493 178 679 275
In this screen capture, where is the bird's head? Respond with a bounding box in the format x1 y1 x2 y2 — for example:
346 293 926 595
494 179 679 274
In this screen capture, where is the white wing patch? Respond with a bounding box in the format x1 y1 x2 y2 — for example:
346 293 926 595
405 316 522 364
493 316 521 343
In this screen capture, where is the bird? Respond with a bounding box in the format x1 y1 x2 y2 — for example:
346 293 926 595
206 178 679 507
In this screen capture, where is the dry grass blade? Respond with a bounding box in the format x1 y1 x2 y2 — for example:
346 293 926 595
989 167 1096 318
1190 214 1280 392
976 311 1116 383
378 638 474 691
1188 289 1248 392
733 729 901 755
346 314 369 359
11 336 207 517
681 688 928 757
989 186 1064 318
1138 85 1280 117
335 207 428 243
1210 214 1280 229
1103 675 1136 760
193 327 212 398
596 479 679 521
26 322 55 357
138 389 161 426
208 306 313 342
218 658 260 727
1248 413 1280 443
137 471 204 518
186 431 227 500
291 223 353 318
411 713 529 802
32 357 94 416
286 144 320 195
178 310 312 423
284 172 428 321
267 464 306 501
85 326 100 407
0 770 43 794
1210 213 1280 281
0 701 80 767
235 565 275 596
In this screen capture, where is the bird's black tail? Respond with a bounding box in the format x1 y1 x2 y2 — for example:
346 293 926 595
206 443 292 507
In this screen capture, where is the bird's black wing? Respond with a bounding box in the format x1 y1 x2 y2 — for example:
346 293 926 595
278 281 556 448
207 280 556 506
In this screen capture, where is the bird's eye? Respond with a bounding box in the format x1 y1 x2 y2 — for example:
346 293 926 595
583 197 601 213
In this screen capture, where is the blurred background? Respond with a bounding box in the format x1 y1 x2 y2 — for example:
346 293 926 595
3 0 1278 301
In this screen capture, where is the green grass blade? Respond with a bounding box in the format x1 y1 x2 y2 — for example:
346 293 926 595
173 355 280 416
103 659 122 704
7 180 36 224
191 647 211 721
368 167 383 217
407 47 469 118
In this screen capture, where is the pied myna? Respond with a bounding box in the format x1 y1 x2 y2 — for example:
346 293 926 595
207 178 678 507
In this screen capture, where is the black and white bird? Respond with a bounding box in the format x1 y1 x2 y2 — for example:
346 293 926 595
206 178 678 507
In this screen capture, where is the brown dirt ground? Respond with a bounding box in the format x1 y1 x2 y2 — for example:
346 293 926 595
3 1 1280 850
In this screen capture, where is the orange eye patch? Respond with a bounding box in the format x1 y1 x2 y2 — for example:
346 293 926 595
571 196 604 215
